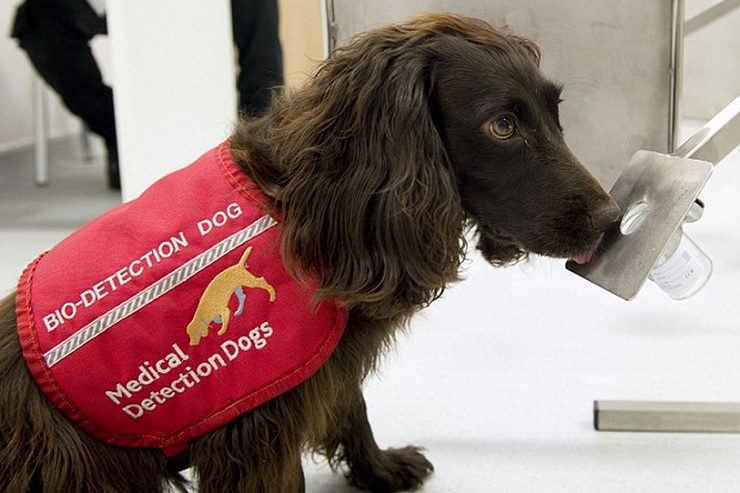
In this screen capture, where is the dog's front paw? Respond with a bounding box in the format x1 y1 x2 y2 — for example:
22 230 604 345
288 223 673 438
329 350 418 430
347 446 433 492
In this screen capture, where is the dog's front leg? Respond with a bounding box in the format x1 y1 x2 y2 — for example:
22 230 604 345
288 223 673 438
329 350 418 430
325 386 433 492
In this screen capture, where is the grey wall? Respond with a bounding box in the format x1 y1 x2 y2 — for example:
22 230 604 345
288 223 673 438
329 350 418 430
331 0 682 187
683 0 740 120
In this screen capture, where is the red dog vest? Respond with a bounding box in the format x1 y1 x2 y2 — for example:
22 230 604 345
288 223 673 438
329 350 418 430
16 141 347 457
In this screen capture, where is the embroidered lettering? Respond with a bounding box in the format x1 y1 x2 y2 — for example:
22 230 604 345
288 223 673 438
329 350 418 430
105 383 133 406
42 232 189 332
105 322 273 419
197 202 243 236
104 344 189 405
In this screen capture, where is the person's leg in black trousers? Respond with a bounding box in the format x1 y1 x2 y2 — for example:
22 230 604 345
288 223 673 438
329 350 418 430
231 0 284 116
18 29 119 189
11 3 120 189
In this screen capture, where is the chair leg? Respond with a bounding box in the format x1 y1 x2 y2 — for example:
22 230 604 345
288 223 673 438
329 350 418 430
33 76 50 187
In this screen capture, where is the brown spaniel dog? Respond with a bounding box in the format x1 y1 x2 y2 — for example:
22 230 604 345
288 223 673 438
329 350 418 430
0 13 618 493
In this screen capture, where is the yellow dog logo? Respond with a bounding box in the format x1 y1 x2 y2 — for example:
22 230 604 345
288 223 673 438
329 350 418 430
187 246 276 345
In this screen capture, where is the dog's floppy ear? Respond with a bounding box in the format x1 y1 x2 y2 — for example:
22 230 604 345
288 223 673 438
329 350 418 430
263 26 466 316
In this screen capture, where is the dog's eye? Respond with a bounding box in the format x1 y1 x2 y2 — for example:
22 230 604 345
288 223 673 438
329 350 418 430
487 115 516 140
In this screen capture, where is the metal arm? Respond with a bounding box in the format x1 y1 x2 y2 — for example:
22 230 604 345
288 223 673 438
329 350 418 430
674 94 740 163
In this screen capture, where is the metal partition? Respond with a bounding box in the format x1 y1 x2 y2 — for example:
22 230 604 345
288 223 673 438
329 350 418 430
325 0 680 188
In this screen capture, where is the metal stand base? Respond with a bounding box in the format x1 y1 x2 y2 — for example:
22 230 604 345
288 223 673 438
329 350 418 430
595 401 740 433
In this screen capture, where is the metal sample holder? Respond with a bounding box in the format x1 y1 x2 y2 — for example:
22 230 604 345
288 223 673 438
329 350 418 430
566 94 740 301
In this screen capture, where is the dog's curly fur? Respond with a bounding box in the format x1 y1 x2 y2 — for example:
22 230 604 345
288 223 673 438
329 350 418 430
0 13 619 493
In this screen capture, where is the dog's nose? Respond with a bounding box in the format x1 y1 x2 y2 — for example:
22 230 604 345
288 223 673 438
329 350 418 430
589 200 621 231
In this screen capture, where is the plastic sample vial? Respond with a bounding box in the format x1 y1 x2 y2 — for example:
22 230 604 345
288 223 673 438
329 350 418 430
648 228 713 300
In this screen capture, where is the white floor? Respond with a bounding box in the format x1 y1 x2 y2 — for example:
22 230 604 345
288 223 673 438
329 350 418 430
2 124 740 492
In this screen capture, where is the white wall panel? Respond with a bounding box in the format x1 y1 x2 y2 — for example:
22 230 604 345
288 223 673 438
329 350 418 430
107 0 237 200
